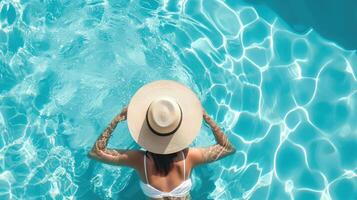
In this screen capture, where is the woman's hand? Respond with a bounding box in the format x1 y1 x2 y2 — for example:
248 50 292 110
115 106 128 122
203 109 214 125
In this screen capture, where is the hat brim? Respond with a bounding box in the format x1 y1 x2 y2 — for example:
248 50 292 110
127 80 203 154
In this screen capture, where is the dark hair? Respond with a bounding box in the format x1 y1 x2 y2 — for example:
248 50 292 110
146 151 178 176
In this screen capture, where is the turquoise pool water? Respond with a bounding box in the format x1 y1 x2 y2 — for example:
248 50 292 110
1 0 357 199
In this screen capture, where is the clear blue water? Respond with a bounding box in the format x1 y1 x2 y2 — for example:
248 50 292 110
1 0 357 199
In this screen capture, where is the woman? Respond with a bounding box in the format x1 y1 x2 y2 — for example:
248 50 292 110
88 80 236 200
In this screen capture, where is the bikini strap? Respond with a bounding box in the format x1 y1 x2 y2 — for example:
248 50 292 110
144 152 149 184
181 151 186 180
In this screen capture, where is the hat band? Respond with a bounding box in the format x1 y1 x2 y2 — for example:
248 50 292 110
145 105 183 136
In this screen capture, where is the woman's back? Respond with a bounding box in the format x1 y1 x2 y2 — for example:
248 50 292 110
138 149 190 193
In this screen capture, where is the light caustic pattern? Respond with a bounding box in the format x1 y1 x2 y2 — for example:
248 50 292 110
0 0 356 199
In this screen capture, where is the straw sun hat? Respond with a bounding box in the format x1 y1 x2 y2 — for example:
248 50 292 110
127 80 203 154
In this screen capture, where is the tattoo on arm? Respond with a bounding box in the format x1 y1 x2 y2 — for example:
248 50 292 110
200 114 236 163
94 117 120 151
212 124 235 151
90 114 125 161
201 144 234 163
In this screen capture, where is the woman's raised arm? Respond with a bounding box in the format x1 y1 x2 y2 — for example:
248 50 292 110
189 109 236 167
88 106 142 168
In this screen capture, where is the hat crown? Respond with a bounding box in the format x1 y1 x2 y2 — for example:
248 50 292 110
147 97 182 135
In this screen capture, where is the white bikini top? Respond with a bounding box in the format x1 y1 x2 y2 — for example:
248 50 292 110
139 151 192 198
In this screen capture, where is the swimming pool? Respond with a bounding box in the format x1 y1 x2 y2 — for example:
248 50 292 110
1 0 356 199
